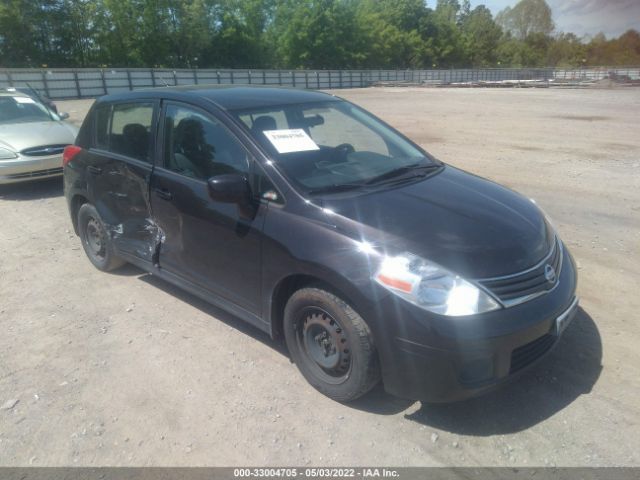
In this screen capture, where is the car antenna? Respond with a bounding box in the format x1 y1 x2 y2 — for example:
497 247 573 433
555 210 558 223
26 82 55 121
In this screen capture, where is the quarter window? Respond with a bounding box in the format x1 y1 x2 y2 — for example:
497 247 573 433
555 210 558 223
95 105 110 149
163 104 250 180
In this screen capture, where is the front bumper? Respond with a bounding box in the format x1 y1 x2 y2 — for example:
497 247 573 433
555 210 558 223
368 245 578 403
0 154 63 184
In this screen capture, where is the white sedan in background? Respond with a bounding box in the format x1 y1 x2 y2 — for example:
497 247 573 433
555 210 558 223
0 89 78 184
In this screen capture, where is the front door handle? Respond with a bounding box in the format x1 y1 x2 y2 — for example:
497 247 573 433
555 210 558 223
154 187 173 201
87 166 102 175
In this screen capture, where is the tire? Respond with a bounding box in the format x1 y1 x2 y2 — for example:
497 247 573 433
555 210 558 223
77 203 126 272
283 287 380 402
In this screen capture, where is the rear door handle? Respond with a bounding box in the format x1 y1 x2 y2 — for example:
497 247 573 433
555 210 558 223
153 187 173 201
87 166 102 175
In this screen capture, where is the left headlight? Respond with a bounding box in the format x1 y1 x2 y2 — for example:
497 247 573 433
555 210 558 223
0 147 18 160
374 253 501 316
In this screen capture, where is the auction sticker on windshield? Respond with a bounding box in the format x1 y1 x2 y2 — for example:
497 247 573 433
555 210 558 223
14 97 36 104
263 129 320 154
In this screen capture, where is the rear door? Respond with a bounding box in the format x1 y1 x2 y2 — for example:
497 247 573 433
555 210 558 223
86 100 160 262
149 101 267 315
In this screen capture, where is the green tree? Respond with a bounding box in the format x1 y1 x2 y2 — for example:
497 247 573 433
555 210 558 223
496 0 554 40
461 5 502 67
267 0 365 69
355 0 428 68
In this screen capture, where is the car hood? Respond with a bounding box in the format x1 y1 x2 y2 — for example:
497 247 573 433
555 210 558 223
0 121 78 152
321 166 554 279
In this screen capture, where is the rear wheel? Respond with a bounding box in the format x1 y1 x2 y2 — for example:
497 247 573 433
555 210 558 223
77 203 125 272
284 287 380 402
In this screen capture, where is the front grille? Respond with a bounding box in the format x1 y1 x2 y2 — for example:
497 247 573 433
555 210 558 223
20 144 67 157
3 167 63 179
509 334 556 374
479 238 562 306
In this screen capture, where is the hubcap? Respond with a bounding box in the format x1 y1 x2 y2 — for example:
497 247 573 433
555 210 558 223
299 309 351 378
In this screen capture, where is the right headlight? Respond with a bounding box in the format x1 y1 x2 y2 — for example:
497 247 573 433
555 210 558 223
374 252 501 316
0 147 17 160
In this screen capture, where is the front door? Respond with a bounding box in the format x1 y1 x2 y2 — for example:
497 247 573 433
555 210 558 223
87 100 159 261
149 101 265 315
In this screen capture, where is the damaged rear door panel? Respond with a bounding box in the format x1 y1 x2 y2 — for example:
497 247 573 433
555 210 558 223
87 100 161 261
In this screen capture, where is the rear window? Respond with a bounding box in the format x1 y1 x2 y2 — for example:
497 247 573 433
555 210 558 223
94 102 154 162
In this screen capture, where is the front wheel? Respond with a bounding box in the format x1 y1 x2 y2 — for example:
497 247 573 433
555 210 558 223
283 287 380 402
77 203 126 272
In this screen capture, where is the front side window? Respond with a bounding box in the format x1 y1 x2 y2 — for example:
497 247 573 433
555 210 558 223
232 100 437 194
163 104 250 180
109 102 154 162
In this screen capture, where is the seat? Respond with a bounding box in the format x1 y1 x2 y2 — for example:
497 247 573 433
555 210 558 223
122 123 149 160
250 116 277 137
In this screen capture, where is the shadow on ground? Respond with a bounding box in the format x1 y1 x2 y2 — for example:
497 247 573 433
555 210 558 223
0 178 63 200
403 308 602 435
138 272 289 358
129 265 602 429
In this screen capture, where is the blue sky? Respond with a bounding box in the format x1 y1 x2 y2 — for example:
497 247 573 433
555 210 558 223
468 0 640 38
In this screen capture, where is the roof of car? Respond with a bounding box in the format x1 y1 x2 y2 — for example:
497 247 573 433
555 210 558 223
96 85 339 111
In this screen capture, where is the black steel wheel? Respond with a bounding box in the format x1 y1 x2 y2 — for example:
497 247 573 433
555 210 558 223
77 203 126 272
284 287 380 402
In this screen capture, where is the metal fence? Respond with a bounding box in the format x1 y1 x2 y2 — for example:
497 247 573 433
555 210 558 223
1 67 638 100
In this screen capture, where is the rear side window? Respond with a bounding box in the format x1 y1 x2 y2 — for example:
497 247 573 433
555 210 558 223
94 102 154 162
110 103 154 161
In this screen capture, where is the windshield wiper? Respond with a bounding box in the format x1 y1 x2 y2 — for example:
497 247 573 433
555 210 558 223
306 182 366 194
364 163 440 185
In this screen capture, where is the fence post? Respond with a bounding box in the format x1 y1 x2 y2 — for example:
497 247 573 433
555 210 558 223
248 70 252 84
338 70 343 88
150 68 156 87
172 70 177 86
328 71 332 89
126 69 133 91
262 70 266 85
292 72 296 88
100 69 108 95
277 70 282 86
217 71 221 84
193 69 198 84
6 70 13 87
360 71 363 87
305 71 309 89
41 70 50 97
73 70 81 97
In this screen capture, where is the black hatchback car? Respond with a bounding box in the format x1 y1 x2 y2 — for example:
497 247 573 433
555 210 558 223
64 86 578 403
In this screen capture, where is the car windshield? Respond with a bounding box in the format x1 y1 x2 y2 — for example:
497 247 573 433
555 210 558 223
232 100 438 194
0 95 55 124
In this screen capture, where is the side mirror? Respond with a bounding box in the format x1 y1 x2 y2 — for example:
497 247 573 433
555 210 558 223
58 112 70 120
207 174 251 204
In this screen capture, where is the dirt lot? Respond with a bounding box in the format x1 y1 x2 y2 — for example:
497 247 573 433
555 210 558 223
1 87 639 467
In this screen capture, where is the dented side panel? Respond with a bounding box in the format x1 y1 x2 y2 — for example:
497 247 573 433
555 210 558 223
86 149 161 262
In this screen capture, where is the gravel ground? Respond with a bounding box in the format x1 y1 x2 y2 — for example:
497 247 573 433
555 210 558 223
0 87 639 466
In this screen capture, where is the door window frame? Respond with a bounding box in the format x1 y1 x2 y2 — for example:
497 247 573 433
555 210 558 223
156 99 285 204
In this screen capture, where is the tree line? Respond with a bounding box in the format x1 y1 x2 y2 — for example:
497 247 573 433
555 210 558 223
1 0 639 69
